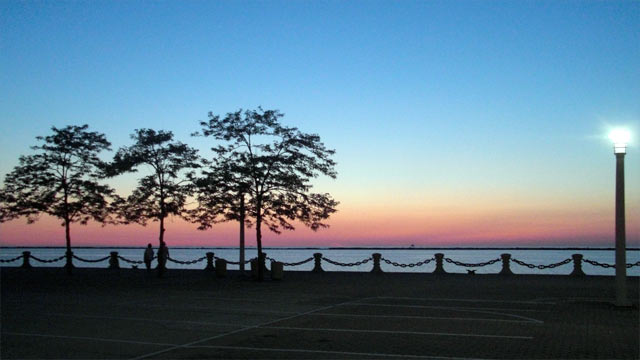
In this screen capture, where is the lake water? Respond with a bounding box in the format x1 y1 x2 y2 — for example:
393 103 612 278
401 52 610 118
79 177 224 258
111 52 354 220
1 247 639 276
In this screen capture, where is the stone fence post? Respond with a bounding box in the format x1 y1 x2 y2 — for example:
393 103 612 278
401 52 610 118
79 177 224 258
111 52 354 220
251 253 269 279
21 251 32 268
433 253 446 274
215 258 227 278
204 252 215 271
313 253 324 272
570 253 585 276
371 253 383 273
109 252 120 269
499 253 513 275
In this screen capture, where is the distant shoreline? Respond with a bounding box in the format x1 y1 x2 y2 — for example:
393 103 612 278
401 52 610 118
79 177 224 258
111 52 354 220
1 246 638 251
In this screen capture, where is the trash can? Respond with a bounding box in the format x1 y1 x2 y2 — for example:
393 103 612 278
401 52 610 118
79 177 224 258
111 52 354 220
271 261 283 280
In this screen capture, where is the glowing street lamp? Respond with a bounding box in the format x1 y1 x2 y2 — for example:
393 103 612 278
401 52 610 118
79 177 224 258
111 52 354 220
609 129 631 307
609 129 631 154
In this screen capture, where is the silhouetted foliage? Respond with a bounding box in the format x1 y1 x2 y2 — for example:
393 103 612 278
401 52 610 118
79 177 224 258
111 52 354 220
196 108 338 280
0 125 118 272
187 156 254 269
188 161 251 229
109 129 199 247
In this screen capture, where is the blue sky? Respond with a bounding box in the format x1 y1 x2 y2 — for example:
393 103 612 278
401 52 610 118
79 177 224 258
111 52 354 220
1 1 638 246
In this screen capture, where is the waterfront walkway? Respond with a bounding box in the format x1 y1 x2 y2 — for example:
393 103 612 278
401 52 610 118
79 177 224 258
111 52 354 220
1 268 638 359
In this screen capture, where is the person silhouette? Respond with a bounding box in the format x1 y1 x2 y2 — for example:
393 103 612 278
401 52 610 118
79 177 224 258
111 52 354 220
143 243 154 270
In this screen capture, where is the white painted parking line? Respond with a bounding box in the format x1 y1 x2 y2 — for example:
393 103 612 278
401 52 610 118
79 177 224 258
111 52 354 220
311 312 543 324
3 332 493 360
190 344 493 359
118 302 301 315
260 326 534 339
353 302 547 312
348 303 543 324
46 313 249 328
376 296 556 305
3 332 175 347
131 296 377 360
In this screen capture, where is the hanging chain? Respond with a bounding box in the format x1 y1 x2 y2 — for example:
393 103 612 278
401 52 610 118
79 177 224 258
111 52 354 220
444 257 501 268
322 257 372 267
117 256 145 264
30 255 67 263
73 255 111 263
380 257 435 268
167 256 207 265
511 258 572 269
0 255 24 263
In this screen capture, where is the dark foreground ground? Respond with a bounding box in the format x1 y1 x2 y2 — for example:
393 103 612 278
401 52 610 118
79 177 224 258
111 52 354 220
1 268 638 359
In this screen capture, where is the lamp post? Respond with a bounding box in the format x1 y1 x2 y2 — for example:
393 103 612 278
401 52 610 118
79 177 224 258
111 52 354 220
608 129 631 307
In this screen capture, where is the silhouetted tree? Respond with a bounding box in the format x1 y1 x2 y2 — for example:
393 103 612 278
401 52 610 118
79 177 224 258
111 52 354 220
0 125 117 274
109 129 199 248
197 108 338 280
188 158 253 272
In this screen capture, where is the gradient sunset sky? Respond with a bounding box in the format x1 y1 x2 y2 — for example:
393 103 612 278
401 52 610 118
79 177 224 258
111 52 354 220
1 1 638 247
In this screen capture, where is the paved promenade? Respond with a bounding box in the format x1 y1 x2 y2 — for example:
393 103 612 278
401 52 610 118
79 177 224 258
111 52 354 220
1 268 638 359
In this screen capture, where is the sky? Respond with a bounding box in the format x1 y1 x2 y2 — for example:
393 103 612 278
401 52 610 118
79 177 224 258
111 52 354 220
0 0 638 248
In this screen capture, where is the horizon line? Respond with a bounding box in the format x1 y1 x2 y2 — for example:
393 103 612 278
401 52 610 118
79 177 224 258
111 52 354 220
1 246 639 251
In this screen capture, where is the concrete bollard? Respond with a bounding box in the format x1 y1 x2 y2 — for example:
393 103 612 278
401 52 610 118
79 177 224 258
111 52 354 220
570 253 585 276
313 253 324 272
433 253 446 274
250 254 269 279
21 251 32 268
271 261 284 280
499 253 513 275
215 259 227 278
109 251 120 269
204 252 215 271
371 253 383 273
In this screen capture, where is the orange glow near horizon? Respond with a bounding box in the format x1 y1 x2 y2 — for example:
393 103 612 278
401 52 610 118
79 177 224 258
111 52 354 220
1 197 637 248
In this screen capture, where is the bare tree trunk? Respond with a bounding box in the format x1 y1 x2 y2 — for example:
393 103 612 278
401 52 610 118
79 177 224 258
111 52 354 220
239 193 245 273
65 218 71 253
159 216 165 247
256 210 263 281
65 217 72 275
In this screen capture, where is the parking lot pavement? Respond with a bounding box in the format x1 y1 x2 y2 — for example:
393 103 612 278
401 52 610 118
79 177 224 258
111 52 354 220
1 268 638 359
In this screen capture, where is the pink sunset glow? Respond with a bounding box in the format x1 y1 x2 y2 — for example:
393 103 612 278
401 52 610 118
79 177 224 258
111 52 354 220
1 200 637 248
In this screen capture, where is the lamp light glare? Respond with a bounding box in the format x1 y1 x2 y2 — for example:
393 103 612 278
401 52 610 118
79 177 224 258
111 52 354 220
609 129 630 144
609 129 630 154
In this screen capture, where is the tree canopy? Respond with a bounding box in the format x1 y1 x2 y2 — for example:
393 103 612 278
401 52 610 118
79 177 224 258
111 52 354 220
109 128 200 247
0 124 117 272
195 108 338 279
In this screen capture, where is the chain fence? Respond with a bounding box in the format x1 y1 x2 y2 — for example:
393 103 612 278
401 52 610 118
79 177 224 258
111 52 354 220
0 255 24 263
322 256 372 267
264 256 315 267
118 256 145 264
3 251 640 273
73 255 111 263
583 258 640 269
381 257 435 268
511 258 572 269
221 257 254 265
30 255 67 263
167 256 207 265
444 257 501 268
278 257 314 266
